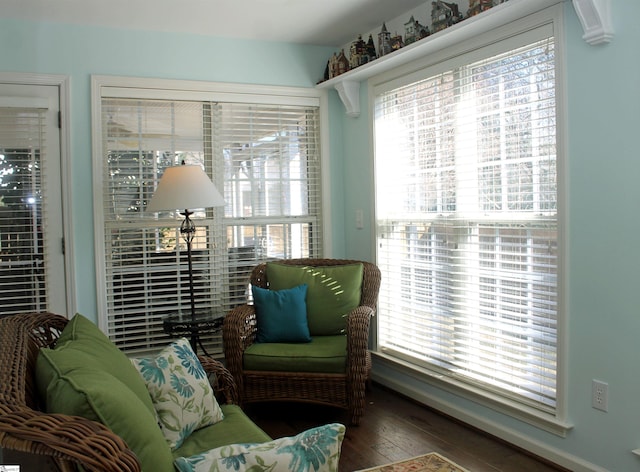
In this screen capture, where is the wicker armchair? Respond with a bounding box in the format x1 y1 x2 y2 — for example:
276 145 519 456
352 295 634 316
223 258 381 426
0 312 240 472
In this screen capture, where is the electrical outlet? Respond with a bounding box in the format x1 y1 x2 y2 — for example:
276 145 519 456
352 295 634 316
592 379 608 412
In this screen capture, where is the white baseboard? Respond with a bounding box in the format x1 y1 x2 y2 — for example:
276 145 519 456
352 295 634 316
372 372 608 472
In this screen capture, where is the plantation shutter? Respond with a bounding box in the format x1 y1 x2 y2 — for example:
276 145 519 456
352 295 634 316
374 28 558 411
99 89 322 354
0 104 48 314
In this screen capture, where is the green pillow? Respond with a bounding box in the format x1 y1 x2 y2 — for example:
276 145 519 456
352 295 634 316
252 284 311 343
35 314 174 472
43 313 157 415
266 263 364 335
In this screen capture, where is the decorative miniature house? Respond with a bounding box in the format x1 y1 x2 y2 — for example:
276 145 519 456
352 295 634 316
348 34 377 69
431 1 463 33
336 49 350 76
328 51 350 79
349 35 367 69
404 15 417 45
404 15 430 46
467 0 493 17
390 32 404 52
366 34 377 61
378 23 392 57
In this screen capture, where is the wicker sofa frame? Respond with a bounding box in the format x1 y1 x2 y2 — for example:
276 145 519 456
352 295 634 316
0 312 240 472
223 258 381 426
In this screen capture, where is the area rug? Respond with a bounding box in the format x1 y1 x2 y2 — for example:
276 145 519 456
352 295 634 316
356 452 470 472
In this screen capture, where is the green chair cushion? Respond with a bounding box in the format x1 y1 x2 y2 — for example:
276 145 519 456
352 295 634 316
243 335 347 373
172 404 272 459
35 314 174 472
266 262 364 336
252 284 311 343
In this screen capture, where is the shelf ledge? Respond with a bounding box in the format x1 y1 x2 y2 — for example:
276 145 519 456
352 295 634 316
318 0 614 117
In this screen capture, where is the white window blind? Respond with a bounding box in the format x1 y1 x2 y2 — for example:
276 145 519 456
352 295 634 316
374 32 558 412
0 106 48 314
99 93 322 354
222 102 322 305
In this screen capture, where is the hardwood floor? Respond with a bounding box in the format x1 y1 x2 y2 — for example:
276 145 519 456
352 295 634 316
245 383 568 472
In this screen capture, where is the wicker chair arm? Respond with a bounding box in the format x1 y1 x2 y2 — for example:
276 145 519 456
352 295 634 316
224 304 258 347
197 355 239 405
346 306 375 358
223 304 258 388
0 407 140 472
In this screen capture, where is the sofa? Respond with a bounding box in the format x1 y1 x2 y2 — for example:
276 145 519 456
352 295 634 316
0 312 345 472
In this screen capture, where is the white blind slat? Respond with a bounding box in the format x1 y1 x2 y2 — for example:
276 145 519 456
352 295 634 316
100 96 321 354
375 33 558 412
0 107 49 315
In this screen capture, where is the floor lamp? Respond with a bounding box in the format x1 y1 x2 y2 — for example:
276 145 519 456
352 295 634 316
146 163 224 351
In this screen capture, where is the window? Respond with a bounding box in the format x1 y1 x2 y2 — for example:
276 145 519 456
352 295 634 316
373 24 560 418
93 79 322 354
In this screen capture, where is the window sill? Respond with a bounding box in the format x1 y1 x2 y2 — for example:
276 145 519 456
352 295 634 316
371 351 573 438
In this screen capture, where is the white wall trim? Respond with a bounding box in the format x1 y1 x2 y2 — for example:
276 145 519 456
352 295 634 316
373 369 608 472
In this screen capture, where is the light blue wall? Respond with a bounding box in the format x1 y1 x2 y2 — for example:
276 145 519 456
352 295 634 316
338 1 640 470
0 19 337 320
2 0 639 469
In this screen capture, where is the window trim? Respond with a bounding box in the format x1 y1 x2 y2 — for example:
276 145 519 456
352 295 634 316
91 75 331 336
367 3 570 435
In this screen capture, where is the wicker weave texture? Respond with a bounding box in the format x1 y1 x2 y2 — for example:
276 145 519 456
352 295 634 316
223 258 381 425
0 312 241 471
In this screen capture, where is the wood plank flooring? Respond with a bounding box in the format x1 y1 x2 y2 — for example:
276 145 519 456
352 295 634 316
245 383 568 472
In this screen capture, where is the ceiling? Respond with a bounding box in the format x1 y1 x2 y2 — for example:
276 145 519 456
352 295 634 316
2 0 429 47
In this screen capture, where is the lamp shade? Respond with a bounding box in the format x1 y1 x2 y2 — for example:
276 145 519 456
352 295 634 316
146 165 224 212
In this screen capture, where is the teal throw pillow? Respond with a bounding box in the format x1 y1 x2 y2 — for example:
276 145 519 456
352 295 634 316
174 422 345 472
131 337 225 450
266 263 364 335
252 284 311 343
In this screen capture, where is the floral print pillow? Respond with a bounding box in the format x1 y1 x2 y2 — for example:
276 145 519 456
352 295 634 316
174 423 345 472
131 337 224 450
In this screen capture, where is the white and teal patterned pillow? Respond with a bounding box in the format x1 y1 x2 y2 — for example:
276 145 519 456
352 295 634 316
174 423 345 472
131 337 224 450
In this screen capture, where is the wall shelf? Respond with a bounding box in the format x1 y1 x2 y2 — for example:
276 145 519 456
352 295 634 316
317 0 613 117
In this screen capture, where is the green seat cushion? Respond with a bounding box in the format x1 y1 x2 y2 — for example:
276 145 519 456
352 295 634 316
36 314 174 472
172 404 272 459
243 335 347 373
266 262 364 336
252 284 311 343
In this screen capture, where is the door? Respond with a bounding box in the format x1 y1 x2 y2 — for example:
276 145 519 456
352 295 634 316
0 83 67 315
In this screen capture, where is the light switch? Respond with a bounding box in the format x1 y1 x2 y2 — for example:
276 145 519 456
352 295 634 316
355 209 364 229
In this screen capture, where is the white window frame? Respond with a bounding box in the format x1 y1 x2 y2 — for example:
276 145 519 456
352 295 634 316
91 75 331 351
368 5 570 436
